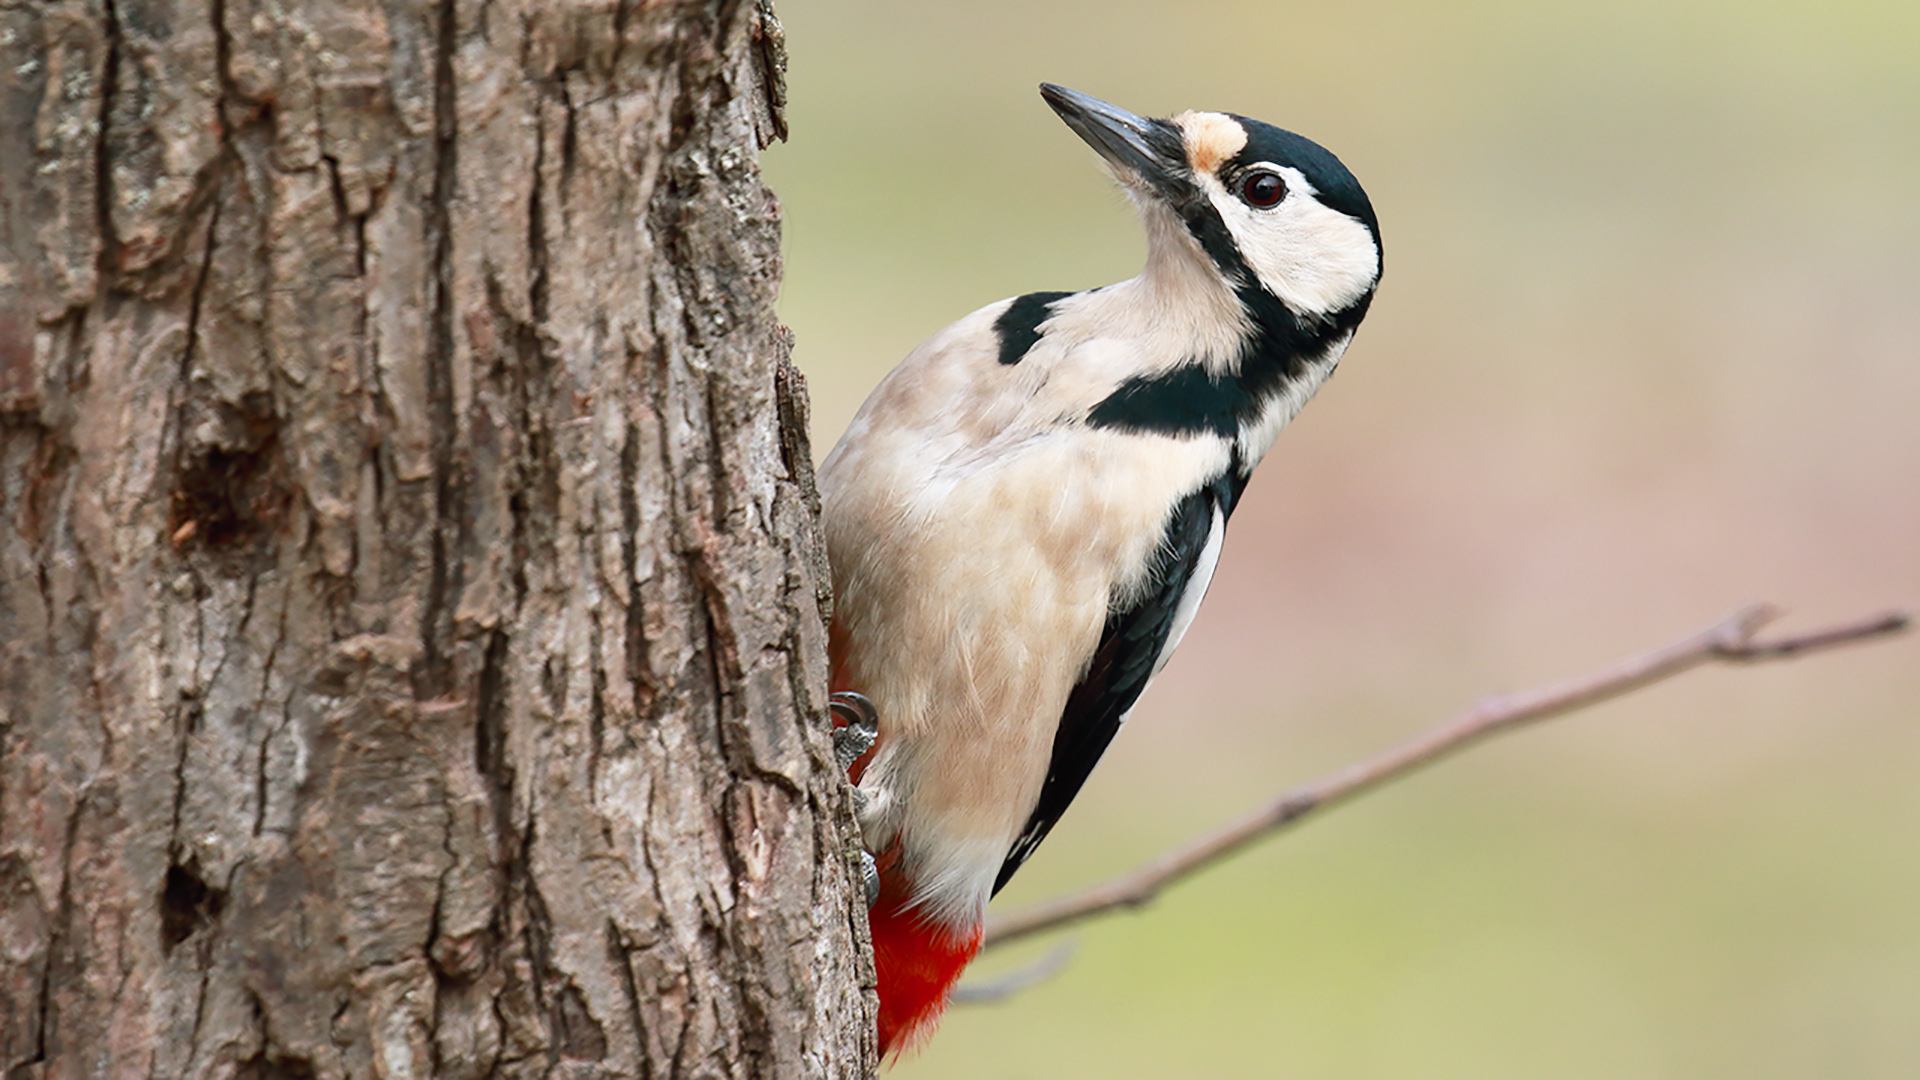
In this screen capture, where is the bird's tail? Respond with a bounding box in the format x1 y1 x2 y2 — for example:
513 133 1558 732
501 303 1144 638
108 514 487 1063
870 896 983 1058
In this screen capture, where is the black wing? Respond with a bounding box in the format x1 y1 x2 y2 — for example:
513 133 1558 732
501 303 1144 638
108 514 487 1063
993 470 1245 893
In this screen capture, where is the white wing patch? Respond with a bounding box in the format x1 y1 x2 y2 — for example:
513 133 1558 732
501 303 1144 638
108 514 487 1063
1100 501 1225 747
1146 502 1226 687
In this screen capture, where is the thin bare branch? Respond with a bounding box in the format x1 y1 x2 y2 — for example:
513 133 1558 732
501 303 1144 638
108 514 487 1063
950 942 1079 1004
983 604 1911 950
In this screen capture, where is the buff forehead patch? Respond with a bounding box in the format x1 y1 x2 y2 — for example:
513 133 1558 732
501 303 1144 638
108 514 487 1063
1174 111 1247 176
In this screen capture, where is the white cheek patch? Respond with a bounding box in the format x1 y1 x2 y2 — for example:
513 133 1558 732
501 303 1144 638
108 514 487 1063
1200 165 1380 316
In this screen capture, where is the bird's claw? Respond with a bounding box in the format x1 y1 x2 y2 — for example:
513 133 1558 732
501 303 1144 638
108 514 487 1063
830 691 884 908
859 849 880 907
829 691 879 773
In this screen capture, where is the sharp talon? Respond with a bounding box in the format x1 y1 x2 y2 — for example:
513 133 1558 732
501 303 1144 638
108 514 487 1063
830 691 879 772
829 690 878 732
861 849 880 908
831 691 883 906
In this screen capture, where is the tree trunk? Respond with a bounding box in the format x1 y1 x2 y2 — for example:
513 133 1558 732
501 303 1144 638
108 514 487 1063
0 0 874 1076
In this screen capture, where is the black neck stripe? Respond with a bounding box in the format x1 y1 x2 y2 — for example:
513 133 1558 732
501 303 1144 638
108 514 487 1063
1087 272 1369 440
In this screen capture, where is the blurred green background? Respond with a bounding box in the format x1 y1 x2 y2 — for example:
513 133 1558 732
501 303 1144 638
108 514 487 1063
760 0 1920 1075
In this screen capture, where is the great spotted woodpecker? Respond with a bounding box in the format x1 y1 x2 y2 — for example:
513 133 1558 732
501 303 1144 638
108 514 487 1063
820 83 1383 1056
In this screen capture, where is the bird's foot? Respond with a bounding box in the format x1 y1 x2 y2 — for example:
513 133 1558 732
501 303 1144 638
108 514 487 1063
829 691 882 907
829 691 879 773
855 848 880 906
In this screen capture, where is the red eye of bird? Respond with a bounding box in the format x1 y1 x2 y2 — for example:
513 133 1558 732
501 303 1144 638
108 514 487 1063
1241 171 1286 208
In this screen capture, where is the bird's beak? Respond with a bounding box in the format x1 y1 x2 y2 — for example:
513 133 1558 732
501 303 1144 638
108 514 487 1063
1040 84 1182 193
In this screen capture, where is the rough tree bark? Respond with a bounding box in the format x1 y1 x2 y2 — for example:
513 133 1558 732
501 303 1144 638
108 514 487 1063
0 0 874 1076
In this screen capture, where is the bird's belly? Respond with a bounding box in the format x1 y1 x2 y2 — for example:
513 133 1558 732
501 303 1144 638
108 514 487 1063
830 430 1230 921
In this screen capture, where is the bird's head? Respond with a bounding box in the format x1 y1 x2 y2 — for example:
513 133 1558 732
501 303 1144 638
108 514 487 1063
1040 83 1381 327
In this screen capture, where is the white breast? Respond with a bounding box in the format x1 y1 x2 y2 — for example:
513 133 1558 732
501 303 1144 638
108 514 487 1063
821 299 1237 928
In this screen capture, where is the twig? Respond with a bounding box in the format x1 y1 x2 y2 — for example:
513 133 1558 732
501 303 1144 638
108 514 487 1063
983 604 1910 950
950 942 1079 1004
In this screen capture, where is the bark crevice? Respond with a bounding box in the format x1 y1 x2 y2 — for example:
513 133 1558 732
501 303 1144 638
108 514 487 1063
418 0 467 701
93 0 123 282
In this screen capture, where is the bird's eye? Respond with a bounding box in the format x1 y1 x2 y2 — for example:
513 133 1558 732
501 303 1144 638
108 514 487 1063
1241 171 1286 208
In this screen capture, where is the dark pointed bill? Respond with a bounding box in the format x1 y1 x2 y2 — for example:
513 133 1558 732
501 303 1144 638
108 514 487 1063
1039 83 1181 190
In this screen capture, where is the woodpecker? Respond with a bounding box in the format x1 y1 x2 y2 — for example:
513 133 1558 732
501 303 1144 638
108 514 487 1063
820 84 1382 1056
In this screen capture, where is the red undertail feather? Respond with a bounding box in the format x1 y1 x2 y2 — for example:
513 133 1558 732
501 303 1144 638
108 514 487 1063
869 897 983 1058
